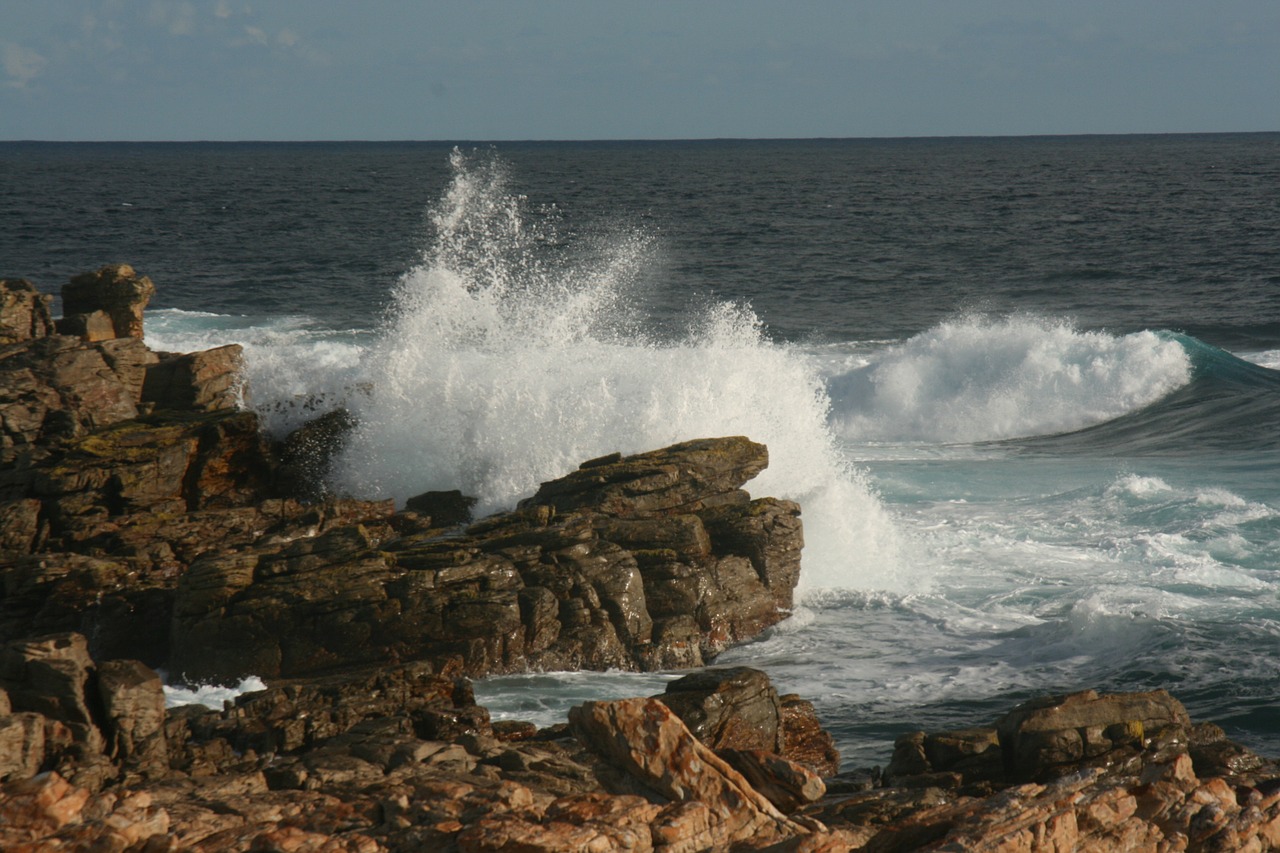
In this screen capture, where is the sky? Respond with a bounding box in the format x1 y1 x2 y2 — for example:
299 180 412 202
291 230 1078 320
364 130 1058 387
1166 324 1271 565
2 1 1278 141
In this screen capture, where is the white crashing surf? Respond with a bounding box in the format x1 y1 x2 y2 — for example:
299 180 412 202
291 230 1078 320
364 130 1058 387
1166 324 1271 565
162 675 267 710
825 315 1193 444
329 149 907 592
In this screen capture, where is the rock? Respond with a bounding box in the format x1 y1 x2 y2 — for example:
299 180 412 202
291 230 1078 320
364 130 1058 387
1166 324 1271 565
718 749 826 813
0 712 46 782
58 264 155 341
404 488 476 527
660 667 785 754
0 279 55 344
569 696 819 849
141 344 244 412
168 438 800 683
0 335 148 471
276 408 357 501
520 435 769 517
779 694 841 780
95 659 168 780
996 688 1192 782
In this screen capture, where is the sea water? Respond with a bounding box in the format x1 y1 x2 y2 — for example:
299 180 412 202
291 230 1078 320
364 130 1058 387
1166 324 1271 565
3 136 1278 768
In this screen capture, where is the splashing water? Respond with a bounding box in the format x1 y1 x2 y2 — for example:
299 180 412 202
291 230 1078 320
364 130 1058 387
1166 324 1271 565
332 149 906 591
826 315 1192 443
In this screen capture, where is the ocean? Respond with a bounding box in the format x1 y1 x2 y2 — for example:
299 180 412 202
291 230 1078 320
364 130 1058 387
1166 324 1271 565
3 135 1278 769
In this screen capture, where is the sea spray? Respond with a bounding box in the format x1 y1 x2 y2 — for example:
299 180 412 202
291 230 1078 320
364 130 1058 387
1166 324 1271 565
332 149 908 591
826 315 1193 443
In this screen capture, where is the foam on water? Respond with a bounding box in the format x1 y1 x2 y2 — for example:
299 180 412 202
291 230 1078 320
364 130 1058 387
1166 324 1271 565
826 315 1192 443
330 149 907 591
162 675 267 710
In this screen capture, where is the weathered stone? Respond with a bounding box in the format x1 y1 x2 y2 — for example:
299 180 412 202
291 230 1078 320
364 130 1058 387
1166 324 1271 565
718 748 826 813
141 344 244 412
569 697 813 848
59 264 155 341
996 689 1192 782
95 659 168 779
660 666 784 754
0 279 54 344
0 712 46 781
404 488 476 527
779 694 841 780
521 436 769 518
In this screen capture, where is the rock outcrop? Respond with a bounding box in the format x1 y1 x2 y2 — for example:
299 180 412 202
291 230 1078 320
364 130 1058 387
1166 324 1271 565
167 435 802 683
2 270 802 683
3 646 1278 852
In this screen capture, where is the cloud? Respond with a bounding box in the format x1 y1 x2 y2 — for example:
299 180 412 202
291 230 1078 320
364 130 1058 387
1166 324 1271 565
214 1 232 20
148 1 197 37
2 42 47 89
244 26 269 46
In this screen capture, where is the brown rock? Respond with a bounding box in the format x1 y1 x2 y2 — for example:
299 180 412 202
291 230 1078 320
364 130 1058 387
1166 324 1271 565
142 344 244 412
0 279 54 344
660 666 785 754
718 748 826 813
59 264 155 341
95 659 168 779
996 689 1192 782
521 435 769 518
569 696 812 848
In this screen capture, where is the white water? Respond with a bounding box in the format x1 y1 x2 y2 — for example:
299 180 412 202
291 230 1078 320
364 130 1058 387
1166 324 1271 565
327 150 907 591
826 315 1192 443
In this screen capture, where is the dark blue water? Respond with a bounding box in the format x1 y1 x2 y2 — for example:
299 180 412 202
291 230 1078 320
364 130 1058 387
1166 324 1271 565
4 136 1279 768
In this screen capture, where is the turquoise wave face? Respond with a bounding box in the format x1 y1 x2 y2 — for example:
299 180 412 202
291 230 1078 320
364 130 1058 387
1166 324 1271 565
1009 332 1280 454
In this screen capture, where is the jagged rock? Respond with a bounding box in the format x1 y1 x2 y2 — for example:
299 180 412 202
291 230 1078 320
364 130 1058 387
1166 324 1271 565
568 696 824 850
520 436 769 517
57 264 155 341
660 667 785 754
718 748 826 813
404 488 476 527
167 438 801 683
0 335 150 472
0 279 54 344
658 667 840 780
996 688 1192 783
276 407 357 501
142 344 244 412
95 659 168 780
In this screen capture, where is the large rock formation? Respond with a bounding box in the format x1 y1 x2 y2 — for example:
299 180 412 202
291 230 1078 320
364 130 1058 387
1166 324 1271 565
167 435 802 683
1 269 803 684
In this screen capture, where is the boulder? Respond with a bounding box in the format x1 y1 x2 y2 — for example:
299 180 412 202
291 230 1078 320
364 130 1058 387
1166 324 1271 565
519 436 769 517
95 659 168 780
568 697 819 849
659 667 841 779
996 688 1192 782
0 279 54 344
57 264 155 341
141 344 244 412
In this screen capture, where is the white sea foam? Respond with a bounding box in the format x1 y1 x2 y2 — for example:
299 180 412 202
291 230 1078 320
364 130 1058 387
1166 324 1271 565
162 675 267 710
328 149 907 591
825 315 1192 443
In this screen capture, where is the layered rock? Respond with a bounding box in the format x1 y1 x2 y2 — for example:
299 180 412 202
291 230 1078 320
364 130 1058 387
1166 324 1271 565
57 263 155 342
3 270 803 686
168 436 802 683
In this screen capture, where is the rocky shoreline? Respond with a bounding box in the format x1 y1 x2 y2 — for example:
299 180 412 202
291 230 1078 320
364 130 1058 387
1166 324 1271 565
2 268 1279 851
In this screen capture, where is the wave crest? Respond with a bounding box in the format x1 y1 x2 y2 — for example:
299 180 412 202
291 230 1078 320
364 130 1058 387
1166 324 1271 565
827 315 1192 443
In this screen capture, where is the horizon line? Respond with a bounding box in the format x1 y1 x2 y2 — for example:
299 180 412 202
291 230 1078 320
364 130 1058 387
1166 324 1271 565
3 130 1279 145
